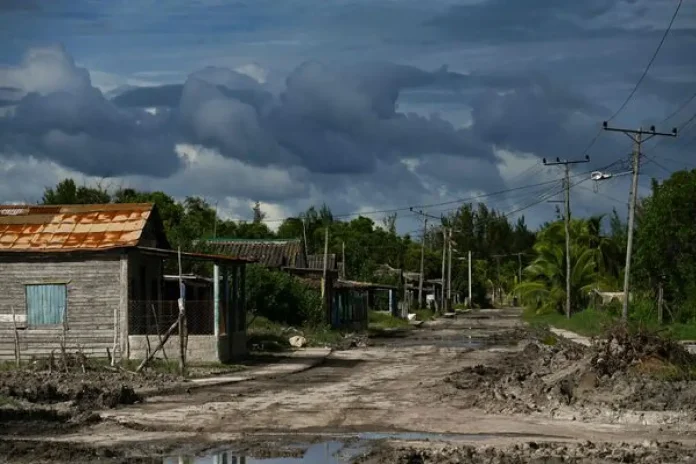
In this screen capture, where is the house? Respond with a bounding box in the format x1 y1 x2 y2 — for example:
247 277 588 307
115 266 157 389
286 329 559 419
0 204 252 363
205 238 307 269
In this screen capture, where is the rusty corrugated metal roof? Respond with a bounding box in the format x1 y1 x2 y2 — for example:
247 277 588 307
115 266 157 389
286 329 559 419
205 238 305 268
0 203 155 252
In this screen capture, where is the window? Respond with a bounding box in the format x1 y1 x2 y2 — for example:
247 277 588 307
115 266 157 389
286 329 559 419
25 284 67 326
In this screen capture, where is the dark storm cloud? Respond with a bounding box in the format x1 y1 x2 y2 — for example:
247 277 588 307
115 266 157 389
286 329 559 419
424 0 686 43
108 60 494 174
0 48 181 177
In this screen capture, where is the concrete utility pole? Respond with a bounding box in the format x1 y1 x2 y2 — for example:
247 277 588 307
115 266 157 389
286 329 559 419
410 208 444 311
543 155 590 319
602 122 677 321
321 226 330 321
409 207 447 307
418 218 427 309
468 250 472 309
341 241 346 279
447 228 452 310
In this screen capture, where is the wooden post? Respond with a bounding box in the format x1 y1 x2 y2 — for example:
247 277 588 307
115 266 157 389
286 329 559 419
322 226 330 322
658 279 664 325
177 247 186 376
11 306 20 368
136 318 181 373
150 304 167 360
418 218 427 309
342 241 347 279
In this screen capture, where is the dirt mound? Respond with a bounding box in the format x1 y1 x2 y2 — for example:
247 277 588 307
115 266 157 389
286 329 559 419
443 327 696 418
592 325 696 378
364 441 696 464
0 370 176 411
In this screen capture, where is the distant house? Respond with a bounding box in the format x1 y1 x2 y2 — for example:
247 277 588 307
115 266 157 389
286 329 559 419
206 238 307 269
0 204 252 363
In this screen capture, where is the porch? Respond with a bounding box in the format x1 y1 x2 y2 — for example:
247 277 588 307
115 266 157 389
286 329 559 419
125 247 252 363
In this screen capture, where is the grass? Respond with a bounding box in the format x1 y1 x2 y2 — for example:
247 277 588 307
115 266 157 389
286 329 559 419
368 310 411 330
413 309 436 321
247 315 345 349
522 307 615 337
523 306 696 341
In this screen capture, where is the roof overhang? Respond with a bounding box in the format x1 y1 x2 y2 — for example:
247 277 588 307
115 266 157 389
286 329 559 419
136 247 256 264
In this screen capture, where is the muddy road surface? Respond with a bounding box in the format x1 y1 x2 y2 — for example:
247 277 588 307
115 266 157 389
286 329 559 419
3 308 696 463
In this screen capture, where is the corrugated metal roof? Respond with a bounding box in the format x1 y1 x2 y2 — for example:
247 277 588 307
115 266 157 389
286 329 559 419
306 253 337 270
205 238 305 268
0 203 155 252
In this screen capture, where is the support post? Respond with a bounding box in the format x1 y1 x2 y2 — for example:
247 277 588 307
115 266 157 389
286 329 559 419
418 218 427 309
602 122 677 321
447 228 452 311
440 228 447 312
468 250 472 309
658 278 664 325
213 264 220 337
177 246 186 375
542 155 590 319
322 226 330 323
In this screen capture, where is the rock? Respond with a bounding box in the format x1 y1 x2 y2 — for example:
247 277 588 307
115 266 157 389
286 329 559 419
289 336 307 348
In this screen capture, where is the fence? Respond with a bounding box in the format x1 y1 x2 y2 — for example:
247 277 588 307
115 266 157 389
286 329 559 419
129 300 215 336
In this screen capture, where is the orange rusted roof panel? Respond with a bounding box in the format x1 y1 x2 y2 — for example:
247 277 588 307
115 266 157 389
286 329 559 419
0 204 154 252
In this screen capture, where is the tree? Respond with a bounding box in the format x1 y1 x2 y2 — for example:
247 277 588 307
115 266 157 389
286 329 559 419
634 169 696 318
42 178 111 205
252 201 266 224
516 220 599 314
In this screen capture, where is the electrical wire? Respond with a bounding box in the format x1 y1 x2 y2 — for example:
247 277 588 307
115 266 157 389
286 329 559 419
606 0 684 123
661 90 696 124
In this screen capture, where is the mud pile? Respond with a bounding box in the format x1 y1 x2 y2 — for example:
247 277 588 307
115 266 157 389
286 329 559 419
0 359 181 433
444 327 696 418
364 440 696 464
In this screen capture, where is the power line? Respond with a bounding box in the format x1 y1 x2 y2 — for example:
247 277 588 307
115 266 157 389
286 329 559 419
606 0 684 123
661 90 696 124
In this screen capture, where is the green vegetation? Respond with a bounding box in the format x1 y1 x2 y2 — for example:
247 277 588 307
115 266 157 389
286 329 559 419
368 310 412 330
523 307 614 337
414 309 436 321
40 170 696 336
247 315 344 349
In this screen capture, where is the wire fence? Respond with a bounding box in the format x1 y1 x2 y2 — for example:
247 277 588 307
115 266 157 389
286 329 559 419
129 300 215 336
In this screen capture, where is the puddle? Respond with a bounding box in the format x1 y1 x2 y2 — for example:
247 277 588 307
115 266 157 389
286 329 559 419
164 441 363 464
163 432 500 463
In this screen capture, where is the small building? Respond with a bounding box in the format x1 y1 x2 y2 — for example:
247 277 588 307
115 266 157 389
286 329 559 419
205 238 307 269
0 204 252 363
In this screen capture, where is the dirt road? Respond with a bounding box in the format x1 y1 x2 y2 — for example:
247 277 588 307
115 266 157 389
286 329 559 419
3 309 696 463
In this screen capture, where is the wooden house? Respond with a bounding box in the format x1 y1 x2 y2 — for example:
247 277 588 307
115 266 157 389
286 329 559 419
0 204 252 363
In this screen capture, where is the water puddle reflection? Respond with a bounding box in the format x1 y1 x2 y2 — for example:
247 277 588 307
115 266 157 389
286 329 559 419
164 432 494 463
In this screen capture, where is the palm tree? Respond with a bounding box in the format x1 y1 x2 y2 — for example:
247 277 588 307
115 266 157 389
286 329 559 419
516 219 602 315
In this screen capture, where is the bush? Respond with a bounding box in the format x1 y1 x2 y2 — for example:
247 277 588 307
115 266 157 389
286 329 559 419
245 265 322 326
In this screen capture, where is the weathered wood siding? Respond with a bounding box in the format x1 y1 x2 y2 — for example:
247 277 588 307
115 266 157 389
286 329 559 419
0 253 122 360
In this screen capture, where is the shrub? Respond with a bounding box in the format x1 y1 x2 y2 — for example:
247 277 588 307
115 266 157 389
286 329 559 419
245 265 322 326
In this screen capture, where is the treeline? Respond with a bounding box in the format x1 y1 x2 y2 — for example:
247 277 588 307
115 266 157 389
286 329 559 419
40 179 538 307
519 167 696 326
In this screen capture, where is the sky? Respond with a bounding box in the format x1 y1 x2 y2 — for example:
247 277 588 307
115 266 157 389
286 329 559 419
0 0 695 235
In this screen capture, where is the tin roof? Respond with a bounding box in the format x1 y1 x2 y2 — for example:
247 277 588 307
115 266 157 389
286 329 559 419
306 253 337 270
0 203 160 252
205 238 306 268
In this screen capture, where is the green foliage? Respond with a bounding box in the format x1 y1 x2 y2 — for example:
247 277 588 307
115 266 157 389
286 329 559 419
522 306 615 337
368 310 411 329
244 265 322 326
517 217 622 315
634 169 696 322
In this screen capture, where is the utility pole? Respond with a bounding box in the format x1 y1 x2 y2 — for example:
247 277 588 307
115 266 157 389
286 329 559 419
418 218 428 309
495 255 501 306
409 207 447 307
410 208 444 311
543 155 590 319
602 122 677 321
468 250 472 309
447 228 452 311
341 241 346 279
321 226 330 321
